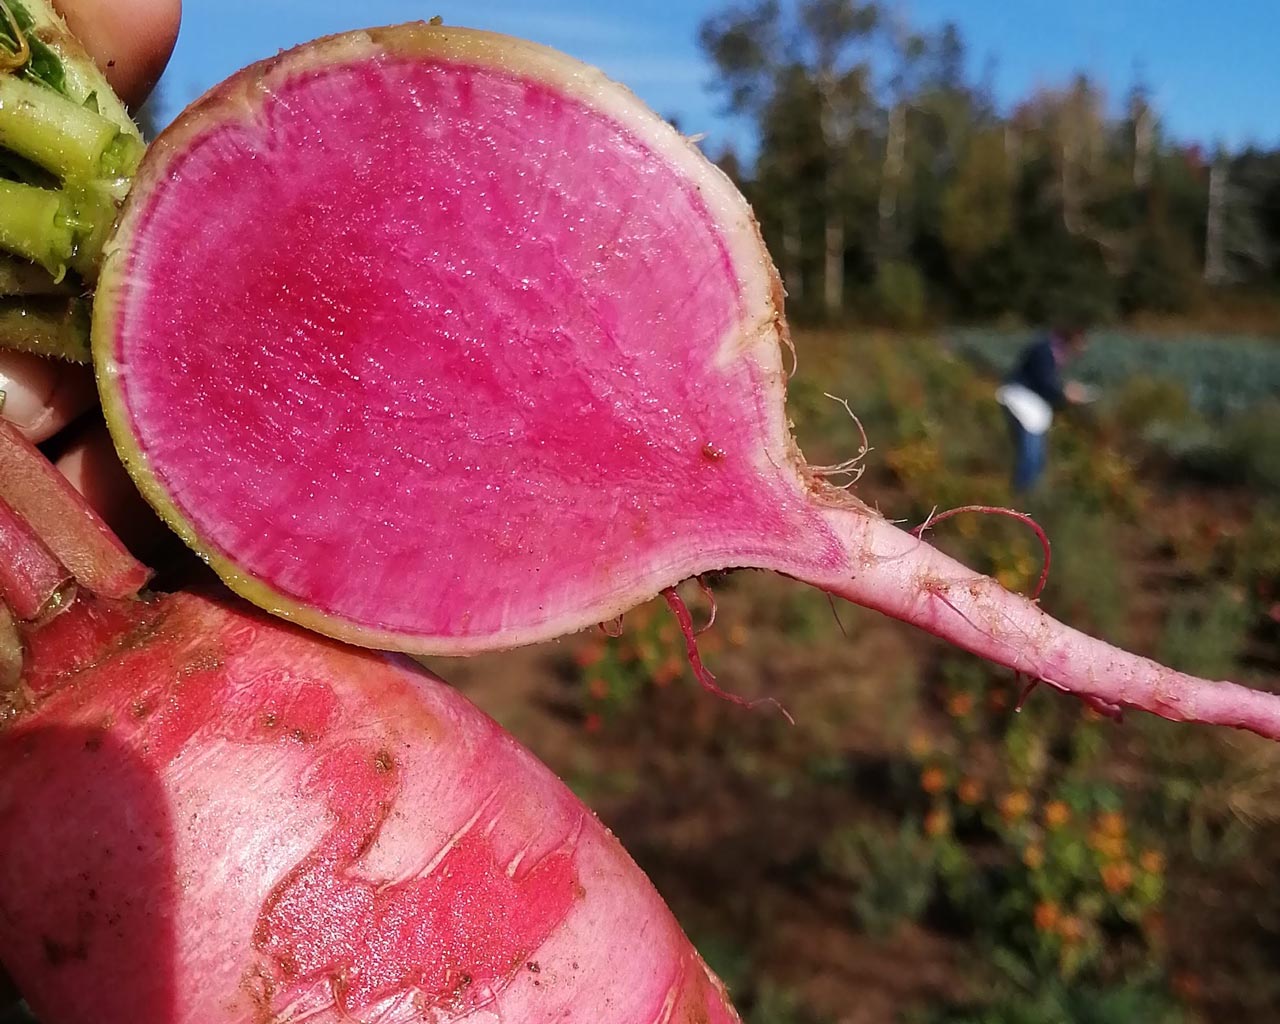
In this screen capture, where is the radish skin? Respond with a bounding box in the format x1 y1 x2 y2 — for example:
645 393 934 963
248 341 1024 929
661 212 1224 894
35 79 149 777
1 591 739 1024
810 506 1280 737
0 413 739 1024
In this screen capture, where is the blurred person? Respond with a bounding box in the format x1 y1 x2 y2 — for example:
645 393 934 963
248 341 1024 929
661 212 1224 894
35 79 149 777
996 323 1095 493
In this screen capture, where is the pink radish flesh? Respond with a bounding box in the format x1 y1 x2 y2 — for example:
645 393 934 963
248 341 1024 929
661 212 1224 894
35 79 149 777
95 25 1280 739
0 592 739 1024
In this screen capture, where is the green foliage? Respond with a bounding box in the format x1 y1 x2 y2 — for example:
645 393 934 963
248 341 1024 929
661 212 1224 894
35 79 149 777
917 971 1188 1024
1106 375 1193 437
873 259 927 326
573 599 692 729
821 819 940 935
1159 584 1251 680
954 329 1280 420
700 1 1280 323
1219 401 1280 493
748 981 831 1024
1036 508 1131 642
941 129 1014 269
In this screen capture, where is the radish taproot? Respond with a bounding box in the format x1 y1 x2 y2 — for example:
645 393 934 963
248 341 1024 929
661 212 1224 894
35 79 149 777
59 23 1277 739
0 419 740 1024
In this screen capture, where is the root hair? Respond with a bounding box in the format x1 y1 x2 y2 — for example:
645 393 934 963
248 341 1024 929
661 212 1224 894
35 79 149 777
661 586 793 724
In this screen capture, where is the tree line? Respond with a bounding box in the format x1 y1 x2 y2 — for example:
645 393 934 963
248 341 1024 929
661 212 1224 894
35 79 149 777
699 0 1280 326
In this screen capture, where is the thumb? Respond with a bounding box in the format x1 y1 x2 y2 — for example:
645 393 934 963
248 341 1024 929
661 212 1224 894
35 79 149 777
53 0 182 109
0 351 97 443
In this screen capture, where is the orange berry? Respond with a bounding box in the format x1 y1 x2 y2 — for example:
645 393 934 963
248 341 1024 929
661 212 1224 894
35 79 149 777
1033 901 1060 932
1096 811 1126 838
587 677 609 700
1057 915 1085 944
957 777 982 805
1090 833 1127 861
924 808 950 837
947 692 974 718
999 790 1031 821
1022 844 1045 870
920 767 947 794
1044 801 1070 829
728 623 749 648
584 712 603 734
907 730 932 758
1100 861 1133 893
1139 849 1165 874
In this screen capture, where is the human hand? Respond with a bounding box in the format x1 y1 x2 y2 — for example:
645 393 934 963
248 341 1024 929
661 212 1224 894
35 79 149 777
0 0 180 544
1064 380 1098 405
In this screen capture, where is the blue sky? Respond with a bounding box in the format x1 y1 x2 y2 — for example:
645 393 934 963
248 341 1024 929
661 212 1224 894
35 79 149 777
152 1 1280 159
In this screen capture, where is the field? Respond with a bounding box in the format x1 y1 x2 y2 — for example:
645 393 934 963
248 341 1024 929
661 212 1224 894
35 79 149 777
430 328 1280 1024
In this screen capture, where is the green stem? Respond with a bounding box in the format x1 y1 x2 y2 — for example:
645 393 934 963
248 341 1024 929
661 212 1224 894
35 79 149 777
0 73 142 183
63 181 117 279
3 0 139 142
0 179 72 276
0 295 90 361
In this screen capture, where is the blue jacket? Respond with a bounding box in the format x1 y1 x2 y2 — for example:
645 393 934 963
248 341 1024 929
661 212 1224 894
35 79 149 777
1005 334 1066 410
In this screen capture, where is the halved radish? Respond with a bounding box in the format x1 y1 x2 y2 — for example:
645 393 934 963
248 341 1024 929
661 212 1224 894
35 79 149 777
91 24 1280 740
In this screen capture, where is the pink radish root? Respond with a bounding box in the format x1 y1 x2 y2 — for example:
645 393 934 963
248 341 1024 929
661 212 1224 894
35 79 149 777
662 587 793 725
807 505 1280 739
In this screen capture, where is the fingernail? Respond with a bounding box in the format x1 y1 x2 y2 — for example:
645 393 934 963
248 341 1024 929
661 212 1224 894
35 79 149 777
0 351 97 443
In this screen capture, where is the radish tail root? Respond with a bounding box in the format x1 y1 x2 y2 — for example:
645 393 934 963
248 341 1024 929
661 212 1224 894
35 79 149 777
812 507 1280 741
661 586 794 725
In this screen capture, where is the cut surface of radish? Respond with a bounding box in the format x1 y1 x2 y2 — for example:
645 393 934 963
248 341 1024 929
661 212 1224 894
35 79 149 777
97 25 831 652
96 24 1280 741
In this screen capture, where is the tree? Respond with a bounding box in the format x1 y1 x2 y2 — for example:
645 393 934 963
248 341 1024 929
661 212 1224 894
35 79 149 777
700 0 883 319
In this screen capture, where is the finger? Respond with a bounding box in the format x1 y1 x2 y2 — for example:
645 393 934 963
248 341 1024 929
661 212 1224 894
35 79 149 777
53 0 182 109
0 351 97 443
54 422 168 560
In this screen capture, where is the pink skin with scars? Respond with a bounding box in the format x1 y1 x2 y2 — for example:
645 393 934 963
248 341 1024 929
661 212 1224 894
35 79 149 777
0 590 738 1024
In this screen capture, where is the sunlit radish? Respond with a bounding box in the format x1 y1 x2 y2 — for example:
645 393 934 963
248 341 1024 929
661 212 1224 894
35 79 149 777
78 24 1280 740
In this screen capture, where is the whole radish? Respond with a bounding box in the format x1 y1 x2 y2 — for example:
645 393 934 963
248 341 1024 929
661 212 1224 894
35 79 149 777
0 420 739 1024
